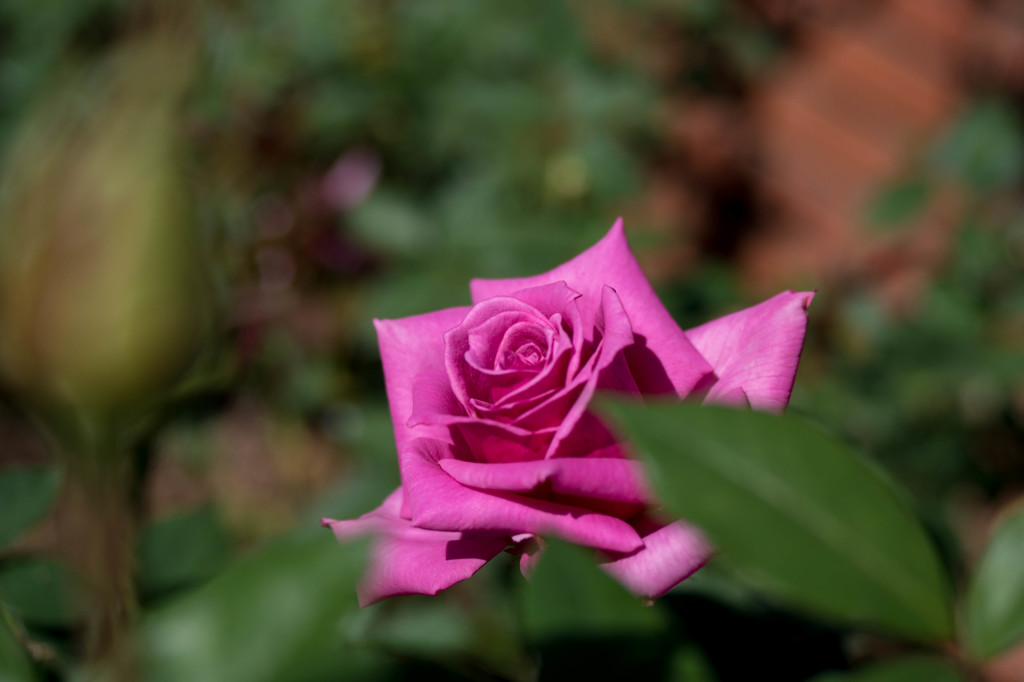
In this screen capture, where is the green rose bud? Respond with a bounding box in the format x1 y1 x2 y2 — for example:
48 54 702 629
0 40 210 411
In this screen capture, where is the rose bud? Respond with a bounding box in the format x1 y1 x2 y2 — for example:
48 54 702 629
324 219 814 606
0 41 210 410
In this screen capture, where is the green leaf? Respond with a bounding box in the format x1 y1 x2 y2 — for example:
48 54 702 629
521 539 666 641
966 502 1024 660
811 657 965 682
866 179 931 230
0 607 37 682
933 100 1024 192
137 506 228 598
346 572 530 679
0 558 85 628
667 643 718 682
139 532 366 682
603 401 954 641
0 467 61 551
521 540 673 679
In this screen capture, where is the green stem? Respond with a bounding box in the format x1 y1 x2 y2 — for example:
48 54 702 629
60 418 138 681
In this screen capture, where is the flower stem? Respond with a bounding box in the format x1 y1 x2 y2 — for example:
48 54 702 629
60 423 139 681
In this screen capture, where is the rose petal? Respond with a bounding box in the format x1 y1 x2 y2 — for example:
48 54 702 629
499 285 631 441
508 281 583 322
323 489 509 606
402 438 644 553
467 312 549 373
446 298 551 412
544 285 635 457
470 219 713 396
600 515 712 599
375 308 470 453
471 387 559 420
547 409 624 460
411 413 557 464
439 456 652 504
482 330 574 411
685 290 814 412
511 534 544 577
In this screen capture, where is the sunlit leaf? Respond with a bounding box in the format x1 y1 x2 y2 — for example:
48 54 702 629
603 401 954 641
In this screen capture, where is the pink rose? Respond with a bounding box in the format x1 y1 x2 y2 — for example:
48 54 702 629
324 220 813 606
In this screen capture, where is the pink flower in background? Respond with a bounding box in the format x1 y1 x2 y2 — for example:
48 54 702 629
321 148 381 211
324 219 813 606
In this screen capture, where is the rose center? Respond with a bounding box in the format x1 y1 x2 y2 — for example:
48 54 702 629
505 341 542 367
495 325 549 371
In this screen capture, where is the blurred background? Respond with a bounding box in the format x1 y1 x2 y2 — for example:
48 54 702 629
1 0 1023 680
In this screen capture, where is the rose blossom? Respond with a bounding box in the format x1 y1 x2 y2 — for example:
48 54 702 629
324 219 813 606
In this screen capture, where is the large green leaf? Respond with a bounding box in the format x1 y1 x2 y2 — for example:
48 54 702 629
965 502 1024 660
139 532 366 682
603 402 953 641
811 657 965 682
0 467 61 551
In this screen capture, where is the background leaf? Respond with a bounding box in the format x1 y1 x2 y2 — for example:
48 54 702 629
521 540 673 680
0 467 61 551
346 569 533 682
932 100 1024 192
0 558 85 628
811 657 965 682
603 401 954 641
137 506 227 599
139 532 366 682
521 539 666 640
866 179 931 231
965 501 1024 661
0 607 37 682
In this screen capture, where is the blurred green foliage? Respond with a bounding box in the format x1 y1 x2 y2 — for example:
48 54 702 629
0 468 60 551
0 608 37 682
811 657 966 682
0 0 1022 680
0 559 85 629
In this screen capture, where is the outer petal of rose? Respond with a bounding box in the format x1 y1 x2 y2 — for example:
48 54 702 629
323 489 509 606
439 455 652 504
402 438 644 553
470 219 713 397
600 517 712 599
685 290 814 412
375 307 470 453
